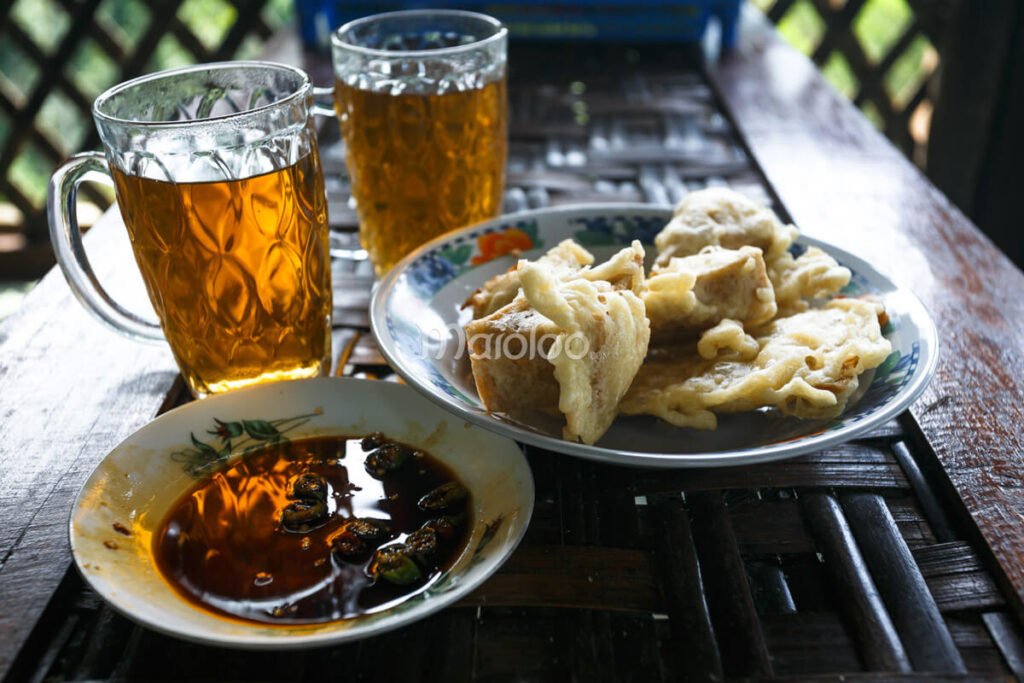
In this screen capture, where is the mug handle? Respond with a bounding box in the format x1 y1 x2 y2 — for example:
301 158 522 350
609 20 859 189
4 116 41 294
309 84 368 262
311 86 336 118
47 152 165 342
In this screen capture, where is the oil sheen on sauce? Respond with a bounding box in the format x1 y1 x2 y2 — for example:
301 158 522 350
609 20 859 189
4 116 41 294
153 435 471 625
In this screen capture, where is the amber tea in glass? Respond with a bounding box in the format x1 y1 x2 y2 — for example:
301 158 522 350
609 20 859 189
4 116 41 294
110 157 330 395
332 10 508 274
49 62 332 397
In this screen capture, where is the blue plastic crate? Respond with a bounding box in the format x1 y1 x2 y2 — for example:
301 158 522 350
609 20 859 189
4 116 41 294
297 0 741 50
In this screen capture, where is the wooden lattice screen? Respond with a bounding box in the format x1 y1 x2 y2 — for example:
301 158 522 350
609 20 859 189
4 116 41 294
758 0 953 165
0 0 954 280
0 0 286 279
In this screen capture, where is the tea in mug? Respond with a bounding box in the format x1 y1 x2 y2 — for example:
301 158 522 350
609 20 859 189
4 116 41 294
334 77 507 274
111 152 332 397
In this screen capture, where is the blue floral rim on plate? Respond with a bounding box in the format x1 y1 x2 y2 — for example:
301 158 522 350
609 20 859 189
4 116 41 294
373 204 939 468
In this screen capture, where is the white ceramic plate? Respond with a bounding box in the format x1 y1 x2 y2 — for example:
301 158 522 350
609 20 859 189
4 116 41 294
69 377 533 648
371 203 939 468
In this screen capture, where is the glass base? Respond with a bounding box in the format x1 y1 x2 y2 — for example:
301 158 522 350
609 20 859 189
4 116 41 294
188 360 328 399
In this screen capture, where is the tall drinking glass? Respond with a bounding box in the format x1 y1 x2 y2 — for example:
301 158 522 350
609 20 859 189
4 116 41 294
332 10 508 274
48 62 333 398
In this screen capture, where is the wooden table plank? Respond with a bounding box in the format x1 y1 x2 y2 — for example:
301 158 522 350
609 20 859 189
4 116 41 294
707 6 1024 616
0 210 178 679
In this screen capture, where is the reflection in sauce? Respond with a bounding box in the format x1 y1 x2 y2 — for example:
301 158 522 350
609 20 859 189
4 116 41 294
153 435 470 625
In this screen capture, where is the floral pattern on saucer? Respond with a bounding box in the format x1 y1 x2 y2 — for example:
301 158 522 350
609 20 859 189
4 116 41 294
69 378 534 648
171 410 321 477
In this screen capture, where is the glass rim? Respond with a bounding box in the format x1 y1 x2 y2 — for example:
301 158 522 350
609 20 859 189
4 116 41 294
92 61 312 128
332 9 507 59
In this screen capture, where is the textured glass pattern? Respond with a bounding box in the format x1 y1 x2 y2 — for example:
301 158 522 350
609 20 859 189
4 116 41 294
332 11 507 274
95 63 331 396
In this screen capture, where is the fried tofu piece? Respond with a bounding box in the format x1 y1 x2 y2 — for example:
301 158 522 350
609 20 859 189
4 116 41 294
655 187 797 266
464 239 594 319
466 301 562 416
466 242 650 444
619 298 891 429
643 246 777 342
654 187 850 315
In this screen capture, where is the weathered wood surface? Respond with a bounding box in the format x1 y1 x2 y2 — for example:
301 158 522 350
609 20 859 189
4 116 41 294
707 6 1024 617
0 210 179 678
0 28 309 677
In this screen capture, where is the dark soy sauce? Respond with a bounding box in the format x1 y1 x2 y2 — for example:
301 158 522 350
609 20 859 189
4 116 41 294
153 435 471 625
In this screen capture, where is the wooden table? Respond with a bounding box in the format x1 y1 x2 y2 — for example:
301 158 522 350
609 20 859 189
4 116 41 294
3 8 1024 681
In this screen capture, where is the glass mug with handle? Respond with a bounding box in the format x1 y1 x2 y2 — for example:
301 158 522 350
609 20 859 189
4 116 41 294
331 10 508 275
48 62 333 398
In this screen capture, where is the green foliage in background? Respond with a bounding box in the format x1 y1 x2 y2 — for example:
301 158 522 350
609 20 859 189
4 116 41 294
0 0 294 210
0 0 937 213
751 0 935 128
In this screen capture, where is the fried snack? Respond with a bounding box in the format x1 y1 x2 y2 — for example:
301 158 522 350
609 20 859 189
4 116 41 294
466 242 650 444
464 239 594 319
581 239 646 294
696 318 759 361
619 298 891 429
643 246 777 341
769 246 852 312
466 300 562 416
654 187 851 313
655 187 797 266
465 191 883 440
